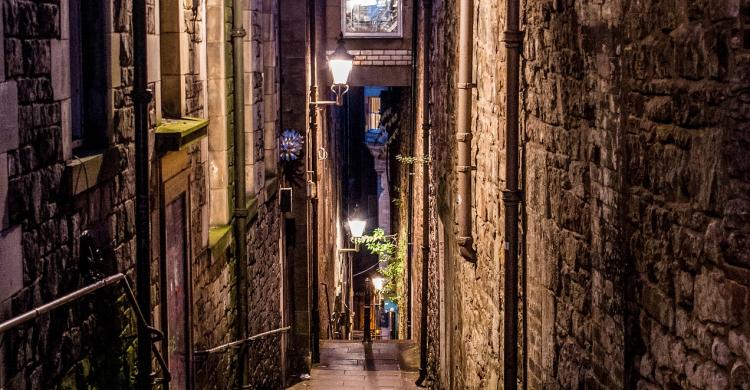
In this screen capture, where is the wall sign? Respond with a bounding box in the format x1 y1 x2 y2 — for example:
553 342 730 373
342 0 402 38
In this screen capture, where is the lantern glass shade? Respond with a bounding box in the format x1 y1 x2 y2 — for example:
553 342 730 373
348 219 366 238
330 59 353 85
329 39 354 85
371 276 385 291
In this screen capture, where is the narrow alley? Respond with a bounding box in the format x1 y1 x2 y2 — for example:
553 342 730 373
0 0 749 389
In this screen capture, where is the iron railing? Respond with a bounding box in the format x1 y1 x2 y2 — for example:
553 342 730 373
0 273 171 385
193 326 291 356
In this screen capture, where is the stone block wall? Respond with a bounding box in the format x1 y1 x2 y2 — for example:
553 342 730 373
0 0 288 387
419 0 750 389
618 1 750 387
278 0 310 375
0 0 152 387
245 197 284 388
421 0 505 387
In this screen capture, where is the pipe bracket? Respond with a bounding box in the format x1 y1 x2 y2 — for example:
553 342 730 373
502 190 523 204
129 88 153 103
456 165 473 173
231 28 247 38
503 31 524 47
234 208 249 218
457 82 477 90
456 132 473 142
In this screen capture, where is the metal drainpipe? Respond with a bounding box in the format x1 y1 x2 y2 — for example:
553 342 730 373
456 0 477 262
416 0 432 385
405 0 419 342
502 0 522 387
132 0 153 386
231 0 248 387
307 0 321 363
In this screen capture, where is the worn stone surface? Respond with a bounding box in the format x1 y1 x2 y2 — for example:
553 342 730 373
1 0 141 387
417 0 750 388
0 0 284 388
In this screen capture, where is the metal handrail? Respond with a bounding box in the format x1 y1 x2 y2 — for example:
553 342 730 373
0 273 171 384
193 326 291 356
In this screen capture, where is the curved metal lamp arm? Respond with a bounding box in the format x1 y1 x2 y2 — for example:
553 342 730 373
311 84 349 107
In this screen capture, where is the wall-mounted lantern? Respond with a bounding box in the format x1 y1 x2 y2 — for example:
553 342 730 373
340 218 366 253
371 275 385 291
312 36 355 107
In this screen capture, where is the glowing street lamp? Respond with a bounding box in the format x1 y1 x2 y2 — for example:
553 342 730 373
312 35 355 107
348 218 367 239
329 38 355 87
371 275 385 291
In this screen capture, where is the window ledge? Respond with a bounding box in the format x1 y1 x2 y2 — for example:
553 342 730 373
155 117 208 153
65 148 120 196
208 224 232 259
264 175 279 199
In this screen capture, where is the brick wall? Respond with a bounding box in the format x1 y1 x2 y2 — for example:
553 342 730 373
420 0 750 388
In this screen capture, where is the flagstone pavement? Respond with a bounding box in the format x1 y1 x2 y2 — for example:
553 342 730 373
287 340 421 390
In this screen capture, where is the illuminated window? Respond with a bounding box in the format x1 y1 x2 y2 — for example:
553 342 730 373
366 96 381 130
342 0 402 37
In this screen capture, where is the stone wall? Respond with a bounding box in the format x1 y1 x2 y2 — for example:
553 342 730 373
279 0 310 375
420 0 750 389
422 0 505 387
245 196 284 388
0 0 150 387
0 0 288 387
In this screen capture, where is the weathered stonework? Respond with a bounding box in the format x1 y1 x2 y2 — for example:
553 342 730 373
245 198 284 388
417 0 750 389
1 0 286 387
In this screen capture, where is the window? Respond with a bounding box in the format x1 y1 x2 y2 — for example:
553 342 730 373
70 0 107 149
342 0 402 37
366 96 381 130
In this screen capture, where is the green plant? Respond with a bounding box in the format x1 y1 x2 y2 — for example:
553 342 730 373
395 154 430 165
358 228 403 304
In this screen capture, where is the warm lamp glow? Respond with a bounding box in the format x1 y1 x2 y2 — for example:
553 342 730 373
329 38 354 85
348 219 366 238
329 58 353 85
371 276 385 291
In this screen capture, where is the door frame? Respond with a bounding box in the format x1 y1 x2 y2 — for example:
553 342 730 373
158 150 194 390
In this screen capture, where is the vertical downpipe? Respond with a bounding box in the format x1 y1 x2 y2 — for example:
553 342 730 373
456 0 477 261
231 0 248 386
502 0 522 388
406 0 420 341
307 0 321 363
416 0 433 385
132 0 153 386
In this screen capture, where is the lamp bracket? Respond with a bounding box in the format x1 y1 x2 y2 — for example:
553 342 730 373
310 84 348 107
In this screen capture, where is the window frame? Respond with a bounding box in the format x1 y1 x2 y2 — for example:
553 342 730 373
341 0 404 38
69 0 109 151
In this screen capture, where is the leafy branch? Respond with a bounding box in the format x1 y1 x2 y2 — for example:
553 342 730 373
357 228 403 303
395 154 430 165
